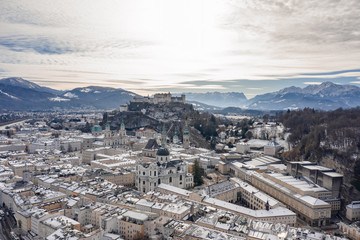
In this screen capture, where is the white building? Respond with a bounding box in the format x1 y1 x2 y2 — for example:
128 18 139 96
346 201 360 221
136 138 193 193
236 142 250 154
264 141 281 156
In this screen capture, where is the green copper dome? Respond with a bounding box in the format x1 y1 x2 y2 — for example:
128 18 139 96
92 125 102 132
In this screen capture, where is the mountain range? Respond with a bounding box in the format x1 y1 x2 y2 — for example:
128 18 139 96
1 77 360 111
246 82 360 110
0 77 140 111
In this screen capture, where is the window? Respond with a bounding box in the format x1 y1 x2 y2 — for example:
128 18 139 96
169 177 172 183
180 175 182 181
158 179 161 184
143 172 145 175
154 171 156 176
143 181 145 185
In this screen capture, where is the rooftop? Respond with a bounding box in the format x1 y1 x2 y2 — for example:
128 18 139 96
122 210 149 221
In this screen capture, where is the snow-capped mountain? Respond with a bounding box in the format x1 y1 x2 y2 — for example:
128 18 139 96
0 78 140 111
0 77 40 89
62 86 139 109
0 77 63 95
247 82 360 110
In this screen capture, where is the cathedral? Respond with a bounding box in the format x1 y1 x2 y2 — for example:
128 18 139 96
82 120 128 150
103 121 127 147
135 124 193 193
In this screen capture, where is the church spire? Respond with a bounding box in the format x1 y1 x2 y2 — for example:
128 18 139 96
184 122 189 136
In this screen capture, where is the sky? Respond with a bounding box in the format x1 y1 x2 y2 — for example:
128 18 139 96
0 0 360 98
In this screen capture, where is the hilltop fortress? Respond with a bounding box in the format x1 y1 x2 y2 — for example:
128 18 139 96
133 93 185 104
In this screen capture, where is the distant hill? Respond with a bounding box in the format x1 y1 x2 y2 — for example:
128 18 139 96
280 108 360 205
210 107 269 116
0 82 87 111
177 92 248 108
0 77 139 111
61 86 140 109
187 101 222 111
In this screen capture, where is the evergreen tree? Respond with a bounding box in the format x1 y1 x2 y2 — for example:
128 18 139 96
193 160 204 186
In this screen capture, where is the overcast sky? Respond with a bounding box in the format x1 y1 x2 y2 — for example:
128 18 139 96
0 0 360 98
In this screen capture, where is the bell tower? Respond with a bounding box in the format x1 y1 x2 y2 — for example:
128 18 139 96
183 122 190 149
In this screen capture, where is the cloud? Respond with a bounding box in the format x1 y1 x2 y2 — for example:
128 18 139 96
0 36 76 54
246 87 263 90
303 82 323 85
0 0 359 95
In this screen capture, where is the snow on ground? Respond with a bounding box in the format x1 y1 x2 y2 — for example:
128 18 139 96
0 90 19 100
246 139 269 148
49 97 70 102
80 88 92 93
63 92 78 98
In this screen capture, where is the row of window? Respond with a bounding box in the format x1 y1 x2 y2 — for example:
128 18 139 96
141 171 157 176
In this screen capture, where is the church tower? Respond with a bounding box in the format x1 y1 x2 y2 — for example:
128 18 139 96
105 122 111 134
161 124 167 147
119 120 126 137
173 130 179 144
104 122 112 146
183 122 190 149
23 162 31 182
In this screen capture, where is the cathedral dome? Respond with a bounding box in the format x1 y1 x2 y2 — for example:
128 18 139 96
156 147 170 156
92 125 102 132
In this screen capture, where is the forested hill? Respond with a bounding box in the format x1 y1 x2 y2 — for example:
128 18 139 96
278 108 360 204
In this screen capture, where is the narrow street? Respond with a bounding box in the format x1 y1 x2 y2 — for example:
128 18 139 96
0 207 19 240
0 217 9 240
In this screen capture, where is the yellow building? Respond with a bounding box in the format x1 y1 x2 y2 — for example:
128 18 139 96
118 211 147 240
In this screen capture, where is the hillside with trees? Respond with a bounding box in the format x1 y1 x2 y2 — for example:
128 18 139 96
278 108 360 205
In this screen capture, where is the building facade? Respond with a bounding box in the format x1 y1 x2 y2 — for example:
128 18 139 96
136 144 193 193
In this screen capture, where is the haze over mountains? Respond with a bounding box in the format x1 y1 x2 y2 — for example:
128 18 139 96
1 77 360 111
